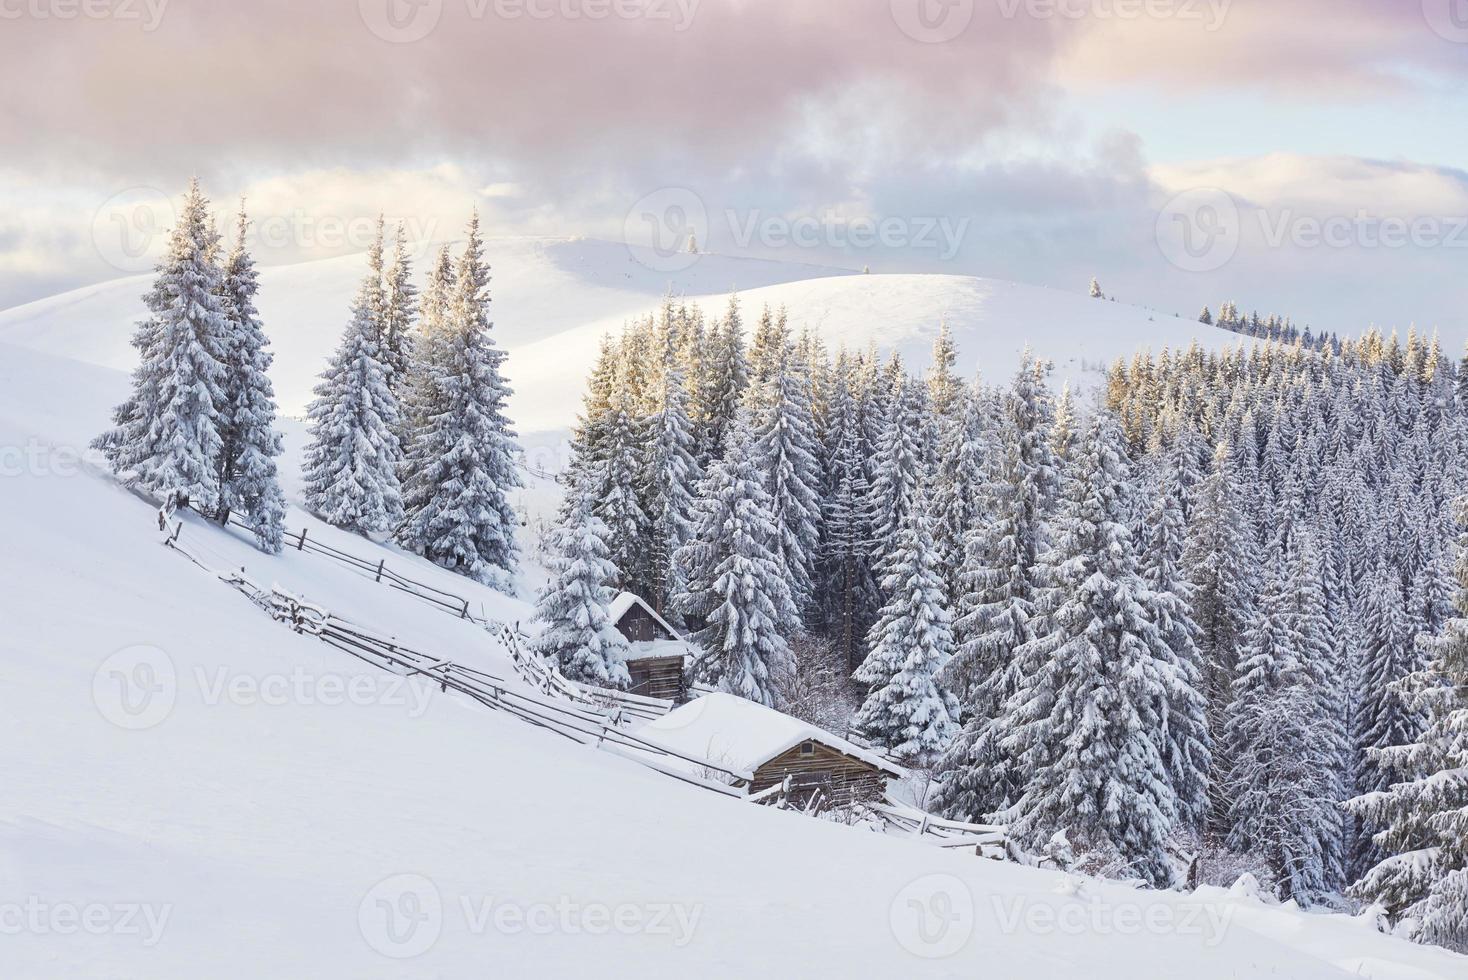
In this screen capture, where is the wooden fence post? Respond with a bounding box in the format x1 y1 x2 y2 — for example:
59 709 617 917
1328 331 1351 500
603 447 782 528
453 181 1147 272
296 528 308 551
375 559 385 583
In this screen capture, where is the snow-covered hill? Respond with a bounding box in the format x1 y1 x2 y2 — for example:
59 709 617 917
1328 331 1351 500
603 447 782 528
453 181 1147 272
0 237 1224 442
2 340 1463 978
2 272 1465 974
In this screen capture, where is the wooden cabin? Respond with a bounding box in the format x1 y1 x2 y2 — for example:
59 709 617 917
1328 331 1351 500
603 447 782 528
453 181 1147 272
607 592 692 702
635 693 907 807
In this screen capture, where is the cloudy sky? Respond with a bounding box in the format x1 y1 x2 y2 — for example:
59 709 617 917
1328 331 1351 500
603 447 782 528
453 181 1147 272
3 0 1467 339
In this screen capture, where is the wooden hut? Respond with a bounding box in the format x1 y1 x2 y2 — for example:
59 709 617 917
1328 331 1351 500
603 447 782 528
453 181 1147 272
607 592 692 702
635 693 907 806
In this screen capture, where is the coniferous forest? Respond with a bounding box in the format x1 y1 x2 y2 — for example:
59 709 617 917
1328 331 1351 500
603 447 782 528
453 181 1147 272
555 295 1468 948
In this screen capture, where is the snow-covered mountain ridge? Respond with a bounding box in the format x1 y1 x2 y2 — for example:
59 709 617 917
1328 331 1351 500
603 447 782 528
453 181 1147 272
0 237 1230 440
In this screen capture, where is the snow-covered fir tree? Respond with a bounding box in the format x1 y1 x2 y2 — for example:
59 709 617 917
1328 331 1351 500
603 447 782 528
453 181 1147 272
381 220 418 395
301 243 404 535
1222 528 1344 904
1349 496 1468 951
213 202 287 552
1139 460 1213 833
530 489 631 689
94 178 232 515
674 413 799 707
643 334 701 615
853 489 960 765
397 211 522 587
998 410 1181 888
749 341 823 628
934 354 1058 823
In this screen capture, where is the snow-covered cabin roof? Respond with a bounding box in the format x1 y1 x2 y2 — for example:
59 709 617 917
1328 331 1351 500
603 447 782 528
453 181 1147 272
634 693 907 779
607 591 681 640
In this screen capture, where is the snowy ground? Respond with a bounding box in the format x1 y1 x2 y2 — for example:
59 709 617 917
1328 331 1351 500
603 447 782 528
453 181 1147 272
2 259 1464 977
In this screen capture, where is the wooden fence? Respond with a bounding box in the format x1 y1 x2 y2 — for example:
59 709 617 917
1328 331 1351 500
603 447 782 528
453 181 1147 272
164 505 1011 855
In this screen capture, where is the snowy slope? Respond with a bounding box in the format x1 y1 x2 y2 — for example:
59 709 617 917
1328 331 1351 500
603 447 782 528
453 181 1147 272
0 237 1223 441
3 341 1466 977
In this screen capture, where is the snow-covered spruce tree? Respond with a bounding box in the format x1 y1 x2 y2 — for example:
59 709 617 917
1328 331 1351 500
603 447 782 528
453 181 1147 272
644 337 702 615
853 489 960 766
530 490 631 689
1349 496 1468 951
214 202 287 552
1139 462 1214 833
867 372 928 585
674 413 799 707
301 245 404 535
1222 529 1344 905
819 377 881 671
694 295 749 464
594 378 651 595
930 384 991 610
998 410 1180 888
933 355 1058 823
93 178 231 514
1356 562 1428 796
927 318 964 424
382 220 418 395
397 212 522 587
749 343 823 627
1182 441 1259 828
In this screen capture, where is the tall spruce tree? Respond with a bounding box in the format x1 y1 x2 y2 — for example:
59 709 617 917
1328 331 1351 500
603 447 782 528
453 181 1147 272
750 343 823 627
853 489 960 765
1349 498 1468 951
214 202 287 552
94 178 231 514
530 491 631 689
301 243 404 535
1222 530 1344 905
999 411 1180 888
674 413 798 707
933 355 1058 823
382 220 418 395
397 212 522 587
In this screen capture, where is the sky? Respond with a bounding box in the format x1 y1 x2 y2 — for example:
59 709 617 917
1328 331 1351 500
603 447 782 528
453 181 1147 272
2 0 1467 340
